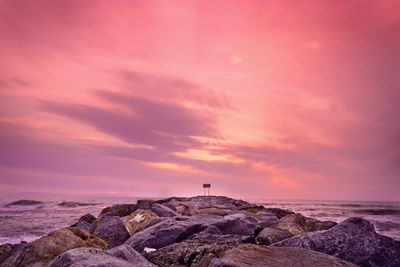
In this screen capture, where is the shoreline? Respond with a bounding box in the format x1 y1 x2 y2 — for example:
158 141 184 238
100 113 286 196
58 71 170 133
1 195 400 266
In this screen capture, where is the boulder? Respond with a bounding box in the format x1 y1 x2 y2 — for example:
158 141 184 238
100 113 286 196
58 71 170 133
50 245 156 267
150 203 178 217
125 215 222 252
255 211 279 226
272 213 308 235
90 215 130 248
305 217 337 231
145 235 253 267
0 243 21 264
100 204 137 217
273 217 400 267
262 207 294 219
212 213 261 236
71 213 97 232
144 217 169 229
255 227 293 245
210 244 356 267
136 199 156 210
1 227 107 267
122 209 159 235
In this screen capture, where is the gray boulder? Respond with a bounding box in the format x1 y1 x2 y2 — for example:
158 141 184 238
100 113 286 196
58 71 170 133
50 245 156 267
125 215 222 252
210 244 356 267
273 217 400 266
212 213 261 236
256 227 293 245
262 208 294 218
144 234 253 267
100 204 137 217
150 203 179 217
71 213 96 232
90 215 130 248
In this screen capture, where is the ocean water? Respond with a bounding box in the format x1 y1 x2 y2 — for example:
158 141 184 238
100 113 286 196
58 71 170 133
0 197 399 245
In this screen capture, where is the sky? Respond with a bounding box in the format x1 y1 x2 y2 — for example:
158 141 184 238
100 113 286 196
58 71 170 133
0 0 400 200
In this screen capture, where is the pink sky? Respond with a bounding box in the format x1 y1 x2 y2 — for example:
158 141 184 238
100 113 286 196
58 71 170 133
1 0 400 200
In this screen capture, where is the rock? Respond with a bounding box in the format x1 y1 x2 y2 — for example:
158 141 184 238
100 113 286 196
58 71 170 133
50 245 156 267
71 213 97 232
144 217 169 229
255 211 279 226
125 215 222 252
150 203 178 217
262 208 294 218
2 227 107 267
136 199 156 210
210 244 356 267
238 204 266 213
100 204 137 217
0 243 21 264
90 215 130 248
144 235 253 267
190 207 235 216
122 209 159 235
255 227 294 245
272 213 308 235
305 217 337 231
4 199 43 207
273 217 400 267
212 213 261 236
58 201 97 208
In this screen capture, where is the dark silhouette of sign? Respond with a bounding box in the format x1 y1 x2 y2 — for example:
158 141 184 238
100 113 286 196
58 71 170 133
203 184 211 196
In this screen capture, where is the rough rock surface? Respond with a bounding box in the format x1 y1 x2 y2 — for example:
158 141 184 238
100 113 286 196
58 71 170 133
71 213 97 232
100 204 137 217
150 203 179 217
272 213 309 235
262 207 294 218
122 209 159 235
90 215 130 248
255 227 293 245
50 245 156 267
210 244 356 267
212 213 261 236
145 236 253 267
1 227 107 267
273 217 400 266
125 215 222 252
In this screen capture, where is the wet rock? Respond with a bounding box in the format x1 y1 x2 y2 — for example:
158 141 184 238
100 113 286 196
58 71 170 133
210 244 356 267
305 217 337 231
71 213 97 232
144 217 169 229
4 199 43 207
100 204 137 217
136 199 156 210
272 213 309 235
273 217 400 267
212 213 261 236
0 243 21 264
2 227 107 267
125 215 221 252
58 201 97 208
144 235 253 267
50 245 156 267
255 227 294 245
255 211 279 226
262 207 295 219
90 215 130 248
150 203 178 217
123 209 159 235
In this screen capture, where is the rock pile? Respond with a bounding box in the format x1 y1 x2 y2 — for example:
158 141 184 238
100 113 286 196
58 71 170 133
1 196 399 267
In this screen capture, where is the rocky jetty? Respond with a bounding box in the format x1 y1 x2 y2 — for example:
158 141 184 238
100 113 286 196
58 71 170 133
1 195 399 267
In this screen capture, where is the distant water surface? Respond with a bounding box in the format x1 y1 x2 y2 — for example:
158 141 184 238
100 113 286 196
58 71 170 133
0 196 399 245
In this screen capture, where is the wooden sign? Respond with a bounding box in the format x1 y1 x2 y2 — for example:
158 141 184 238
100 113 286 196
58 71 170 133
203 184 211 188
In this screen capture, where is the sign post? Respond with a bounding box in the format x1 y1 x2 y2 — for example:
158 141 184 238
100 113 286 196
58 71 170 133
203 183 211 196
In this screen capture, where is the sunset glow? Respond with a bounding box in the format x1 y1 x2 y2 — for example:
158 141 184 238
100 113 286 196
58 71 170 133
1 0 400 200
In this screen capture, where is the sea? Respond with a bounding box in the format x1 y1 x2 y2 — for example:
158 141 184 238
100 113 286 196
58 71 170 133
0 196 400 245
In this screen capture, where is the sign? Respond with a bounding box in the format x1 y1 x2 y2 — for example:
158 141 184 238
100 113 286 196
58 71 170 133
203 184 211 188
